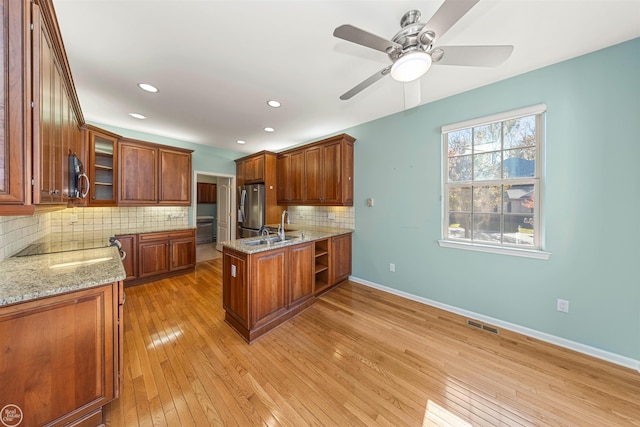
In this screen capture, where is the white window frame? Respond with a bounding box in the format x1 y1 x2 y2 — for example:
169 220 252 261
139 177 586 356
438 104 551 260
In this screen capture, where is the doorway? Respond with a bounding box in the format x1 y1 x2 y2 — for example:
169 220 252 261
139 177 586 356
193 171 235 262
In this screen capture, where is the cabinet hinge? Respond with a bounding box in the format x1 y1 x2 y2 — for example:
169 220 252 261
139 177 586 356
30 23 33 31
31 178 34 186
31 101 34 108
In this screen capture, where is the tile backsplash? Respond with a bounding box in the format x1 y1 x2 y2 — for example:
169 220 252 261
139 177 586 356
0 214 50 259
50 206 189 234
0 205 352 260
286 206 354 229
0 206 189 260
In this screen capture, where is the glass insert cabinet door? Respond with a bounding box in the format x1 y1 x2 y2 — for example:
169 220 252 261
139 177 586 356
89 129 118 206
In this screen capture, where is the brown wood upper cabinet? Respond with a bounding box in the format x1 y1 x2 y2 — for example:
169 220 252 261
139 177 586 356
276 150 305 204
277 133 355 206
237 153 267 185
236 151 275 186
197 182 217 203
87 126 119 206
0 0 32 214
32 0 83 206
118 139 193 206
235 151 280 224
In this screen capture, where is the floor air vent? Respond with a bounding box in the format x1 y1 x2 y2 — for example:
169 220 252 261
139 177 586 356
466 319 499 335
467 320 483 329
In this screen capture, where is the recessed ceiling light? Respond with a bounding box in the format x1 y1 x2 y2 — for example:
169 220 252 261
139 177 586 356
236 140 246 145
264 127 275 132
129 113 147 119
267 100 281 108
138 83 159 93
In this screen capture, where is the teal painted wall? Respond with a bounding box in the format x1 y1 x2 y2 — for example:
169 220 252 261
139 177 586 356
89 123 241 175
343 38 640 360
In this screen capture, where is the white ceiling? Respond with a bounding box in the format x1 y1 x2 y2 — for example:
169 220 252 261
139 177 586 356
52 0 640 154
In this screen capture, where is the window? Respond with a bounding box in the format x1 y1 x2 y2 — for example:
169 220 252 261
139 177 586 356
440 105 549 259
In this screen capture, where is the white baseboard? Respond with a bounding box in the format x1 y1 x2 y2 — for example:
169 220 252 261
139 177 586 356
349 275 640 373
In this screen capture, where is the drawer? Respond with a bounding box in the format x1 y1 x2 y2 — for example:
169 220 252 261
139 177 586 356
138 229 195 242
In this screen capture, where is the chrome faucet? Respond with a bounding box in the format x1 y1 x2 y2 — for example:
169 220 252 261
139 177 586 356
277 210 288 241
260 226 269 238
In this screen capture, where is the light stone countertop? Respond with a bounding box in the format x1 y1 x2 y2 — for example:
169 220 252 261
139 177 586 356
221 225 353 255
0 246 126 307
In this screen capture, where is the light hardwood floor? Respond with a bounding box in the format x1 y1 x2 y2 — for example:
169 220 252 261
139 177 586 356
104 259 640 426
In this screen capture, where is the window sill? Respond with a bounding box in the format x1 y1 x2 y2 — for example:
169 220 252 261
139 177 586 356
438 240 551 260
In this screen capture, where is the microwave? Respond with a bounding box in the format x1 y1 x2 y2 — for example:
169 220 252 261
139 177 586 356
68 153 90 199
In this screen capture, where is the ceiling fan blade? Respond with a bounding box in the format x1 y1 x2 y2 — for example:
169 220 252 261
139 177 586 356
334 24 402 54
340 66 391 100
432 45 514 67
419 0 480 42
403 79 421 109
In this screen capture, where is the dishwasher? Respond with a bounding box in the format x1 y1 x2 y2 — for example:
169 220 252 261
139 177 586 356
196 216 214 244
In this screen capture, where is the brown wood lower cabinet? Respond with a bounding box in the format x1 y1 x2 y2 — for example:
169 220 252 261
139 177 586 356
330 233 352 286
0 281 123 427
251 248 288 331
117 229 196 286
116 234 137 280
223 234 351 342
289 242 314 306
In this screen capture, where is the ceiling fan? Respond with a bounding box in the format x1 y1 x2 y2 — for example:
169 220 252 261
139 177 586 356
333 0 514 100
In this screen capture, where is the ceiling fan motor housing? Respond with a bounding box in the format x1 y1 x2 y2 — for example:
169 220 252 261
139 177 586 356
389 10 434 62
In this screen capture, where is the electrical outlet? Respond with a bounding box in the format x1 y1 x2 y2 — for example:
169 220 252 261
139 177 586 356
70 214 78 223
328 213 335 220
557 298 569 313
389 263 395 272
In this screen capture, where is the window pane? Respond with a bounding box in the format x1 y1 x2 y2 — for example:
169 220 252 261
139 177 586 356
503 184 534 214
448 155 472 182
473 123 501 153
504 115 536 149
473 186 502 213
448 213 470 240
441 109 543 251
504 214 535 247
503 148 536 178
473 213 501 243
448 186 472 212
473 152 501 181
448 129 472 157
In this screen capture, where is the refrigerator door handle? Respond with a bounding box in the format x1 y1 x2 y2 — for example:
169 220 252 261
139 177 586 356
239 189 247 223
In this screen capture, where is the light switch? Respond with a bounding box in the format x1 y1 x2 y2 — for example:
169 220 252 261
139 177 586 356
367 198 374 207
231 265 237 277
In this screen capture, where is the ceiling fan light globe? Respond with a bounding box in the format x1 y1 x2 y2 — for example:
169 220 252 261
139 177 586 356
390 51 432 82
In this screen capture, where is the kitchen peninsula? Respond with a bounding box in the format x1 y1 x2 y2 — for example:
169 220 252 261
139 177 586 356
222 226 352 342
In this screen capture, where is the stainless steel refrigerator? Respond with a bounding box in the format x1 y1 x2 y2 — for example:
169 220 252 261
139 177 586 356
238 183 265 238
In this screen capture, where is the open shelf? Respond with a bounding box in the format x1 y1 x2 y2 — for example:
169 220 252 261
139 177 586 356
314 239 329 294
90 133 117 204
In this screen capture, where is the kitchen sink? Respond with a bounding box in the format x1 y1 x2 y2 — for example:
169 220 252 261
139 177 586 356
243 235 296 246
